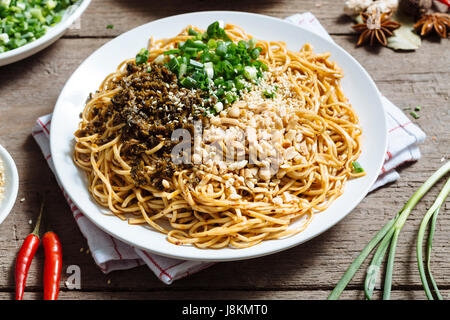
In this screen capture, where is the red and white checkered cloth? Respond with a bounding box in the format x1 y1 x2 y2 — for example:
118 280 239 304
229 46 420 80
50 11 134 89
32 13 425 284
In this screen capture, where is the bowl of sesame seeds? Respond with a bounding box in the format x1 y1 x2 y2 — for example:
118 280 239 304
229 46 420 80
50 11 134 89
0 144 19 225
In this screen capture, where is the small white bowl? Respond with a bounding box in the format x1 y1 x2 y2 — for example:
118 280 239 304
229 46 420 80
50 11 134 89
0 144 19 225
0 0 91 67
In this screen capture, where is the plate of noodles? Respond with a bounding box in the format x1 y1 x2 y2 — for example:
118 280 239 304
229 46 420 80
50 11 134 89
50 11 387 261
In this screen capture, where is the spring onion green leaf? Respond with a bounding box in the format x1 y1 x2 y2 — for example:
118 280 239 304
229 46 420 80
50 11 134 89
106 24 114 29
158 21 266 110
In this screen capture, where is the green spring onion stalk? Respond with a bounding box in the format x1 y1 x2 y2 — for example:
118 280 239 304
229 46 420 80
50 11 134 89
0 0 78 53
417 177 450 300
328 161 450 300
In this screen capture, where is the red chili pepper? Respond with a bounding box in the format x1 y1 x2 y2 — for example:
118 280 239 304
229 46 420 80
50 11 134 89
15 199 45 300
42 231 62 300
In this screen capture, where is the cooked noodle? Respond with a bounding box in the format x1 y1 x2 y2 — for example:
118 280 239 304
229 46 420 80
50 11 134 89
73 23 364 249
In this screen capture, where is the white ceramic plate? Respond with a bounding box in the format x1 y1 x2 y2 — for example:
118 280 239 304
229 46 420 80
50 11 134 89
0 144 19 225
50 11 387 262
0 0 91 67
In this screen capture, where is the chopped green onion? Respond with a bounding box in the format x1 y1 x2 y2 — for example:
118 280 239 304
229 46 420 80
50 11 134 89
415 106 421 112
178 63 187 78
164 49 180 55
46 0 57 10
250 47 262 59
417 177 450 300
214 101 223 113
248 38 257 49
351 161 364 173
135 48 150 65
215 41 228 57
0 33 9 44
106 24 114 29
263 86 278 99
29 8 45 23
207 38 217 49
167 57 180 71
206 20 230 40
243 66 257 80
153 54 165 64
204 62 214 79
189 59 204 68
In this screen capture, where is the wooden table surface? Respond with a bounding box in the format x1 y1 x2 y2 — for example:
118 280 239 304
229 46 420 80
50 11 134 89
0 0 449 300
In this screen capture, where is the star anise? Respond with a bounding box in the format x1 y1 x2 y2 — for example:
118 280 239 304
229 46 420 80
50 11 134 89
352 10 401 46
414 12 450 38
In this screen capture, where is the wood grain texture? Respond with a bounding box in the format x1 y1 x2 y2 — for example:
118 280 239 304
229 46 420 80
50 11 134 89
0 0 449 300
1 289 449 300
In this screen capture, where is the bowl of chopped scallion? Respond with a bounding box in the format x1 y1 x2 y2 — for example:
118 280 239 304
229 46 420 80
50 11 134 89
0 0 91 66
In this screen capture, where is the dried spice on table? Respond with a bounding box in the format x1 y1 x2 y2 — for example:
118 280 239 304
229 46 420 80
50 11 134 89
344 0 449 50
